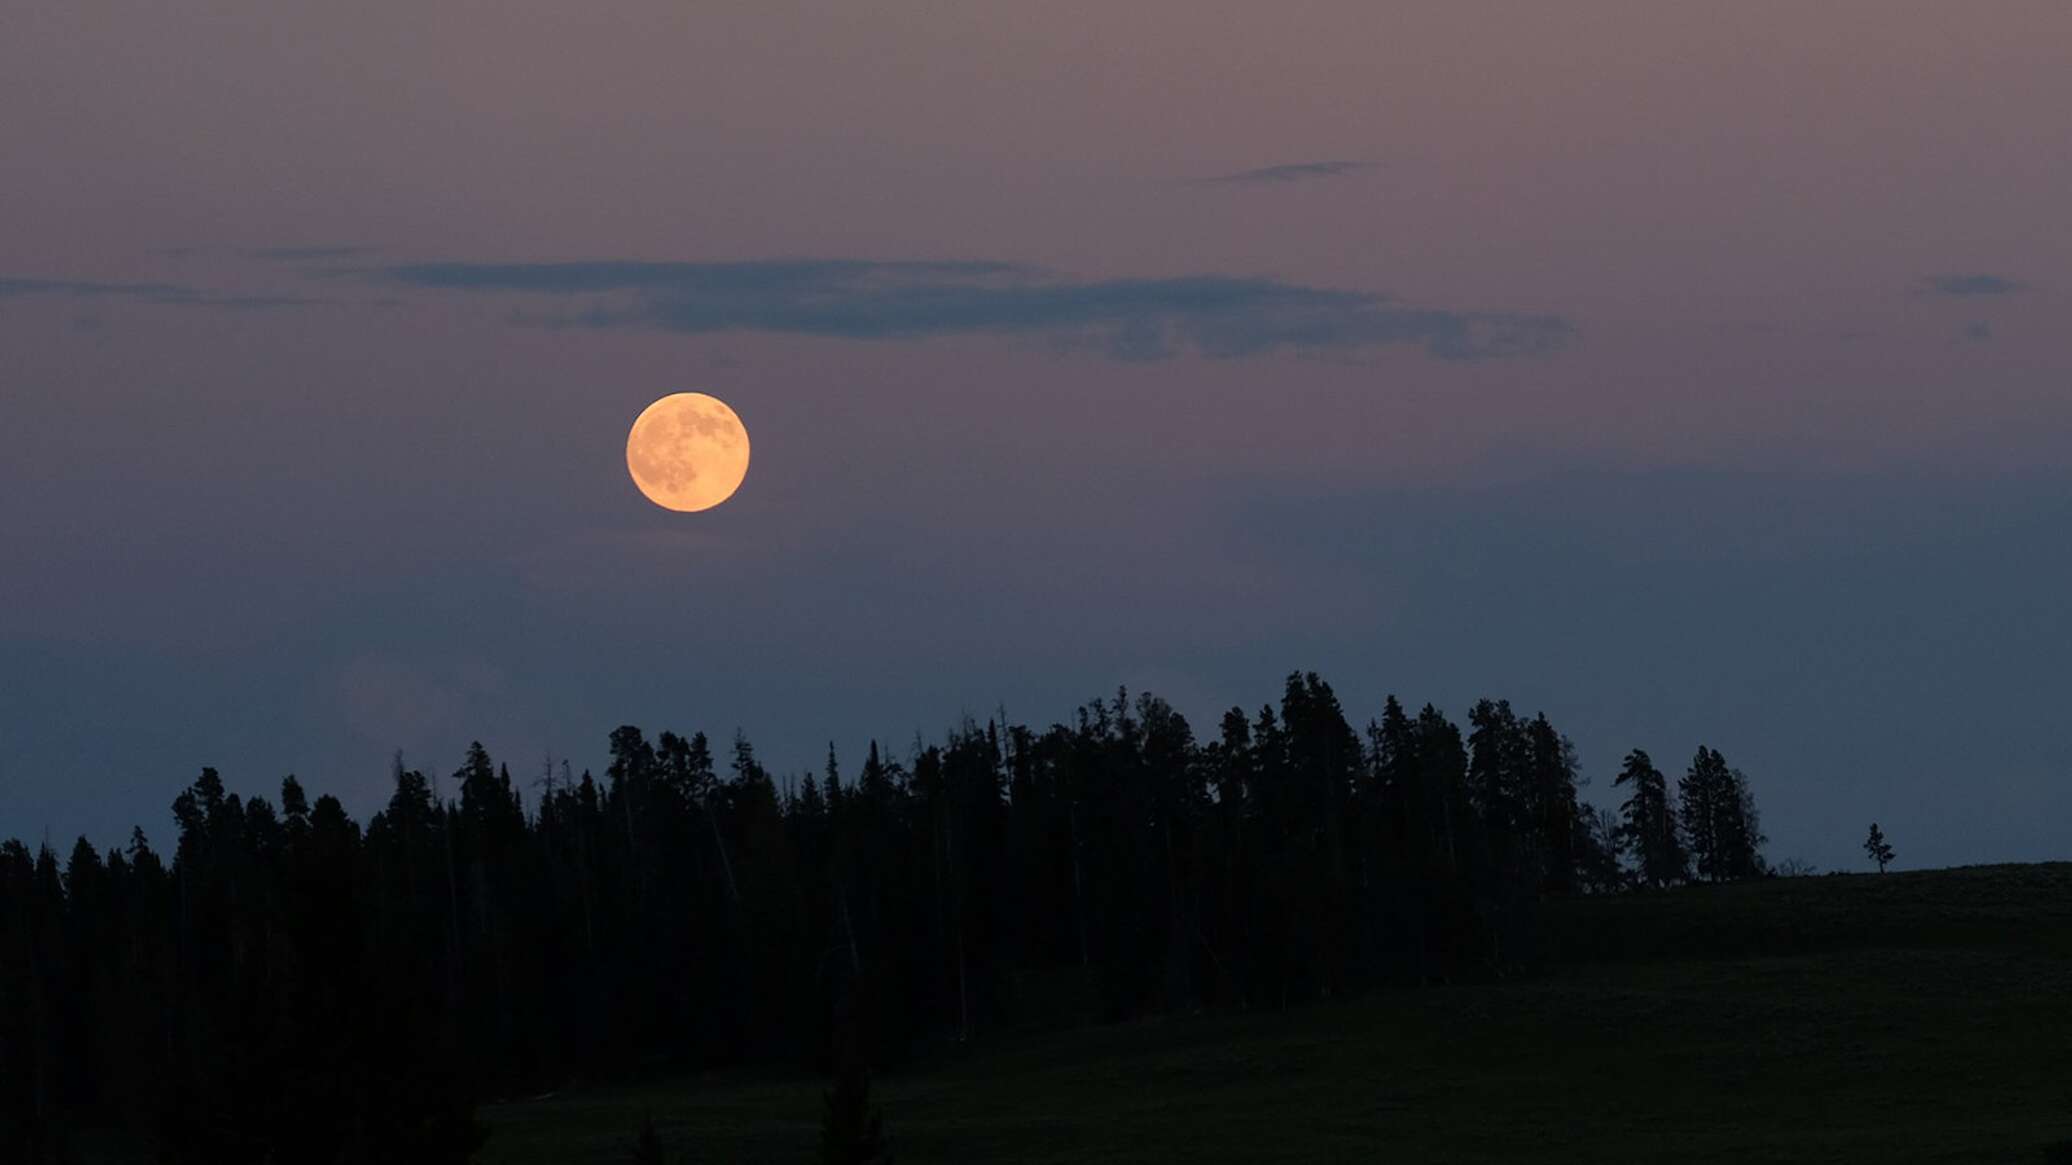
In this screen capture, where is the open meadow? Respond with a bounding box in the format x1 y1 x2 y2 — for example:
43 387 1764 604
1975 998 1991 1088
480 864 2072 1164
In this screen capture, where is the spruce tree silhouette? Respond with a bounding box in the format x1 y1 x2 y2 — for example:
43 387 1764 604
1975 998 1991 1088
1613 750 1687 888
1864 823 1895 873
0 670 1792 1156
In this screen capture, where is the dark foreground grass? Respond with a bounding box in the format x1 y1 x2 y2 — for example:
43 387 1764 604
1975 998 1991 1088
480 865 2072 1164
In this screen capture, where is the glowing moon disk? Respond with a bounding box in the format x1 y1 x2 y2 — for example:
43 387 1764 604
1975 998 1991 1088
625 392 751 512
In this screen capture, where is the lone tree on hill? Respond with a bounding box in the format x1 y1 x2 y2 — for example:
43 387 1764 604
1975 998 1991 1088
1864 823 1895 873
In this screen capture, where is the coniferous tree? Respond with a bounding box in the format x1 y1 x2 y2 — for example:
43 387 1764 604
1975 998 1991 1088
1466 700 1524 854
1864 823 1895 873
1613 750 1685 888
1716 763 1766 880
0 670 1795 1158
1680 748 1764 882
1520 713 1585 895
1678 748 1724 882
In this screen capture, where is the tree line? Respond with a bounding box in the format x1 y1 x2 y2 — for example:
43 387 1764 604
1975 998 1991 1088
0 672 1767 1162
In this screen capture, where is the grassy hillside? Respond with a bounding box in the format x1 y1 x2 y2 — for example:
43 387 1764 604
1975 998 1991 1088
480 865 2072 1164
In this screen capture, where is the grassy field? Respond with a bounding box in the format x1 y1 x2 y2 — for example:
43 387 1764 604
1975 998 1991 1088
479 865 2072 1164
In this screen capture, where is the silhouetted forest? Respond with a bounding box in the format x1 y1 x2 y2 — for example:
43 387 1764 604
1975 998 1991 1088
0 672 1768 1162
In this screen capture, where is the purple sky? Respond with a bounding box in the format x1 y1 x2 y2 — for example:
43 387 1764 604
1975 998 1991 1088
4 2 2070 872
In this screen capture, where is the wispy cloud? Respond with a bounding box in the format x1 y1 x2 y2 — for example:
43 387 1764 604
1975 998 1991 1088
0 276 318 309
376 259 1571 362
1921 274 2028 297
1196 161 1371 186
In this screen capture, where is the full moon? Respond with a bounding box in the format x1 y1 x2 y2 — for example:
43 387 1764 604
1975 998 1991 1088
625 392 752 512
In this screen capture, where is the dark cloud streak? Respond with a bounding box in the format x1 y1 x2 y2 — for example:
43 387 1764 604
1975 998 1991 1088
1197 161 1372 185
0 276 319 309
1922 274 2028 297
377 259 1572 362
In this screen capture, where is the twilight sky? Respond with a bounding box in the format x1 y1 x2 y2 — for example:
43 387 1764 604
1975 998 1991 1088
4 1 2070 873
